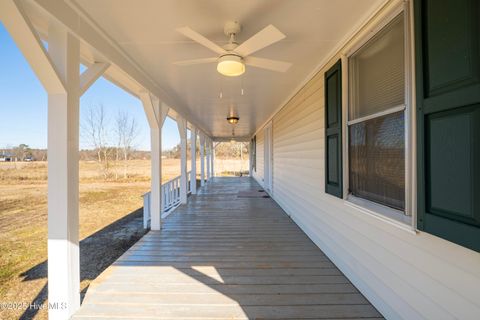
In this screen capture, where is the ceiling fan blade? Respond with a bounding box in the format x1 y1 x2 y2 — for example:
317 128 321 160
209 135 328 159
245 56 292 72
173 57 218 66
235 25 286 57
176 27 226 55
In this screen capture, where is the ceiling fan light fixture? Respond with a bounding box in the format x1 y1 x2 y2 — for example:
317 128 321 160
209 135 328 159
226 116 240 125
217 54 245 77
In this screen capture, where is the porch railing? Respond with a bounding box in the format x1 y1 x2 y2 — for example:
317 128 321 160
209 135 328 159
143 171 192 228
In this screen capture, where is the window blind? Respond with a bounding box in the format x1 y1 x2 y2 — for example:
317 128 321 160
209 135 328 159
349 13 405 120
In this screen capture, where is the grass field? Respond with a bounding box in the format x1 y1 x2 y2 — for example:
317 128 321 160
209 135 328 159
0 158 247 319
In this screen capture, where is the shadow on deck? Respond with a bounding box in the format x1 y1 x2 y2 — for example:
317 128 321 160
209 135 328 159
73 177 383 320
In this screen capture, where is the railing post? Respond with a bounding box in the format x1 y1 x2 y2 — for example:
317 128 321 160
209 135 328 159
200 133 205 186
177 117 188 204
190 127 197 194
161 188 165 215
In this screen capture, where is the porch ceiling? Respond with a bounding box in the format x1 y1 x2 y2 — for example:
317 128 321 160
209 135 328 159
61 0 384 139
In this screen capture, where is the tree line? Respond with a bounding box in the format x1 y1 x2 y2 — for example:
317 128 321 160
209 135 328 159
162 140 249 159
3 103 250 180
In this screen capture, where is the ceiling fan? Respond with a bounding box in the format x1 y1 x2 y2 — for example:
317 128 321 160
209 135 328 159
173 21 292 77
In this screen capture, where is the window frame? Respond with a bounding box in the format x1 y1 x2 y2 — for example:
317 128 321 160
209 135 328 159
342 2 416 229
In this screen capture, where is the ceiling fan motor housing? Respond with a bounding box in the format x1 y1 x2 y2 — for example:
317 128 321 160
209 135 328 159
224 21 242 36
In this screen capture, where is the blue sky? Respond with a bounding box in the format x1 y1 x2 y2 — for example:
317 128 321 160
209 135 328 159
0 23 180 151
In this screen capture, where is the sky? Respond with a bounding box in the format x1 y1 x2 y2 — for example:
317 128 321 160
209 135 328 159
0 23 180 151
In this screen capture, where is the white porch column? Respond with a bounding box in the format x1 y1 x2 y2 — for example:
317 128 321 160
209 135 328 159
190 127 197 194
140 94 168 231
150 126 161 225
211 141 215 178
177 117 188 204
47 24 81 320
206 138 211 181
199 133 205 186
0 3 112 316
249 140 253 174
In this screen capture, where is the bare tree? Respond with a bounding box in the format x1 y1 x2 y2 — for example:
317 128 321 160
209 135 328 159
14 143 31 161
82 104 112 179
115 110 139 179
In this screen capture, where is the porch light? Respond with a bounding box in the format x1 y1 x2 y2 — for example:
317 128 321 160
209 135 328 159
217 54 245 77
226 116 239 125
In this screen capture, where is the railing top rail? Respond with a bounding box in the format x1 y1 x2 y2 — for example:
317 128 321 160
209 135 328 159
162 174 181 185
163 171 192 185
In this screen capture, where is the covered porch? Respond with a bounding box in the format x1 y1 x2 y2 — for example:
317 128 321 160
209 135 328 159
2 0 480 319
73 177 382 319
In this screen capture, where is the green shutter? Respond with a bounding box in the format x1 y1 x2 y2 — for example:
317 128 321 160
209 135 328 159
415 0 480 251
325 60 343 198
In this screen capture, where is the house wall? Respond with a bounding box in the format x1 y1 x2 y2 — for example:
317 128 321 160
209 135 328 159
252 1 480 319
252 127 264 187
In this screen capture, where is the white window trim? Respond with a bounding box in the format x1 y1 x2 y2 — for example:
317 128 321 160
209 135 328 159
345 195 416 234
341 1 416 231
347 194 412 225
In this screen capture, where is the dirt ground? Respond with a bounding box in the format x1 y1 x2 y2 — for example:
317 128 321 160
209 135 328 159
0 158 248 319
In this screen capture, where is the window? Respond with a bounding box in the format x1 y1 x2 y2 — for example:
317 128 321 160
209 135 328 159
348 13 407 214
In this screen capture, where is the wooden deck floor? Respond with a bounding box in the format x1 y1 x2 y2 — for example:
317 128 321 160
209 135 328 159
73 177 382 320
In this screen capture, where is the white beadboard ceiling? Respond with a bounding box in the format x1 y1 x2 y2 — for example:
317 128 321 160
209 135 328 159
70 0 384 138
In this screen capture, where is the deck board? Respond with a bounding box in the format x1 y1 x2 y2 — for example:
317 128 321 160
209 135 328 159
73 177 383 320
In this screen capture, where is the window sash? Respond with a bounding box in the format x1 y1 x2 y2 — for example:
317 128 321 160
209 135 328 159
348 110 406 211
348 12 405 121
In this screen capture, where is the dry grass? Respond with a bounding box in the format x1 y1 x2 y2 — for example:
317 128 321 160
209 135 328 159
0 160 154 319
215 158 249 176
0 158 248 319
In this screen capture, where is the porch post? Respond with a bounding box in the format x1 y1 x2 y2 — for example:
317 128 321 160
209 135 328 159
248 139 253 177
47 24 81 320
206 138 211 181
0 3 112 315
211 141 215 178
150 126 162 227
199 133 205 186
177 117 188 204
190 127 197 194
140 94 168 230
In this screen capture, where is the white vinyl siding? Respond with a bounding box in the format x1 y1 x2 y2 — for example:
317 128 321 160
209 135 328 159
257 2 480 319
273 73 324 203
